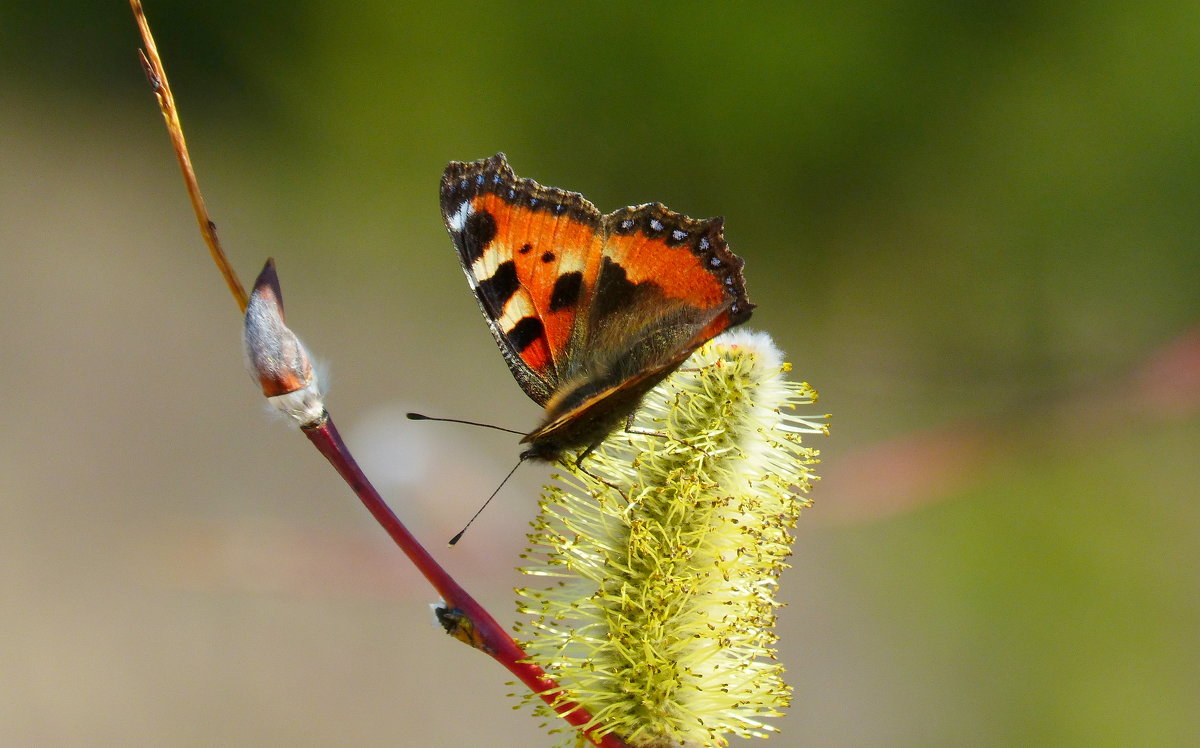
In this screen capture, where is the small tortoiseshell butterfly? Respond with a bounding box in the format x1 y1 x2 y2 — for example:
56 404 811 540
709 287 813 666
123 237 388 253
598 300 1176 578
440 153 753 463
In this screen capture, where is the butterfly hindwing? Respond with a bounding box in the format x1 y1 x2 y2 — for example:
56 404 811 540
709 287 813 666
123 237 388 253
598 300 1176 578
592 203 750 356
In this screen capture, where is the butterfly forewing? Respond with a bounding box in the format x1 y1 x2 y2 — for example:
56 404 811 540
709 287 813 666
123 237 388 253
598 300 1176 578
441 155 603 405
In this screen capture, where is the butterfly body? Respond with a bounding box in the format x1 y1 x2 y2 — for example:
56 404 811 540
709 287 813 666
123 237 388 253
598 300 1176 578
440 154 753 462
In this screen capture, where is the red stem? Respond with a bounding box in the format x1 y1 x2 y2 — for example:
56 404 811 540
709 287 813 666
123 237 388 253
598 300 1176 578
303 416 628 748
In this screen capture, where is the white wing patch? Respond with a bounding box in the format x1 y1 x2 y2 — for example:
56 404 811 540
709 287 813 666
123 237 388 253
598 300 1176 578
499 292 537 334
447 200 473 233
554 247 587 275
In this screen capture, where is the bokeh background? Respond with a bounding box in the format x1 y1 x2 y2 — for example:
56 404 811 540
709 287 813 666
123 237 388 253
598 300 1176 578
3 2 1198 746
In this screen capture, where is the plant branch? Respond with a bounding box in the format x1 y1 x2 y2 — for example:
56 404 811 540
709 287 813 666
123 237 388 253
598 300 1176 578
303 417 627 747
129 3 627 745
130 0 247 312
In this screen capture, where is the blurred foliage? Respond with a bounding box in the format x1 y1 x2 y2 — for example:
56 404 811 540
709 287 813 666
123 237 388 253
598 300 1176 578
3 0 1198 745
840 418 1200 745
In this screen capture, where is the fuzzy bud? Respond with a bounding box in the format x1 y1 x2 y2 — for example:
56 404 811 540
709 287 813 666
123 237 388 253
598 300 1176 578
243 259 324 426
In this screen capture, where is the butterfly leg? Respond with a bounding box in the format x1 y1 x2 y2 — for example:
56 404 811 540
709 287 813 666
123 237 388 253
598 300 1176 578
622 410 670 440
622 413 720 463
571 444 630 500
577 439 601 466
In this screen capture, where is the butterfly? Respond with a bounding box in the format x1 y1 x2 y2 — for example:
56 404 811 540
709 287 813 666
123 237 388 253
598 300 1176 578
440 153 753 463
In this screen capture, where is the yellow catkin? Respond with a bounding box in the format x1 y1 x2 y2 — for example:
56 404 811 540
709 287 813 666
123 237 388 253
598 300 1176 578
516 330 828 748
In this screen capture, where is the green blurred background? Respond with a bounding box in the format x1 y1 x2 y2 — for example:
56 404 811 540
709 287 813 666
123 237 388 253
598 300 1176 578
2 2 1198 746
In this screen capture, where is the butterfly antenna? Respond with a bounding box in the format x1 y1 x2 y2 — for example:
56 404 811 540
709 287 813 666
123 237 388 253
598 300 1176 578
406 412 525 436
448 456 527 546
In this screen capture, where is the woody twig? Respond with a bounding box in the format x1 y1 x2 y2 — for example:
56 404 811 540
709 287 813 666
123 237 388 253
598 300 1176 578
128 2 626 745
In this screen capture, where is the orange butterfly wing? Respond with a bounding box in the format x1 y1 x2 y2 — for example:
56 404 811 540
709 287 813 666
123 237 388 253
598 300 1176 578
441 154 602 406
441 154 753 460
